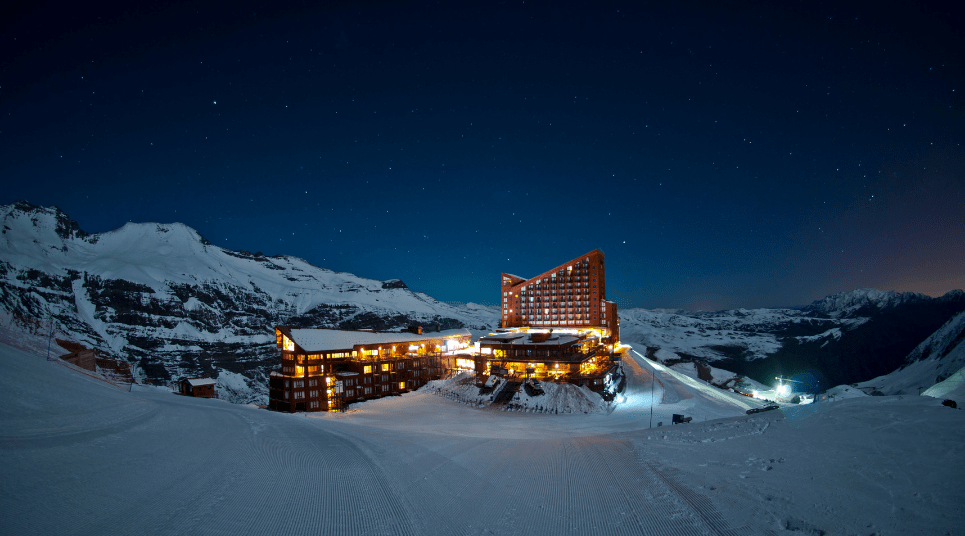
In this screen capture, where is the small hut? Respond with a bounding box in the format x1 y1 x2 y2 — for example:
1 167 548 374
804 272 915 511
179 377 218 398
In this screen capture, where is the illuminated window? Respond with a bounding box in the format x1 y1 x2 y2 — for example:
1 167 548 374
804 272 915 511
382 363 390 371
364 365 372 374
399 382 405 390
282 335 295 352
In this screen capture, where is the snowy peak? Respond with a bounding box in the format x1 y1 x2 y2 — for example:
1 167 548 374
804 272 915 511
1 201 80 253
0 202 500 403
803 288 932 317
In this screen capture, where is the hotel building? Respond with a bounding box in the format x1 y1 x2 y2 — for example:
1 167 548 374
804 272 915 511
500 249 618 342
478 249 622 393
268 327 472 412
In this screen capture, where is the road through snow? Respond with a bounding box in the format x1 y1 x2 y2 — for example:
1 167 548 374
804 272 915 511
2 342 963 535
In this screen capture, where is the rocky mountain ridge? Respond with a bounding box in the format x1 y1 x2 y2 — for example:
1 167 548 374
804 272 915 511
0 202 499 403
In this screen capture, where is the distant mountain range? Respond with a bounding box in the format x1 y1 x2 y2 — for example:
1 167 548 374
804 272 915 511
619 288 965 390
2 201 962 403
0 201 498 402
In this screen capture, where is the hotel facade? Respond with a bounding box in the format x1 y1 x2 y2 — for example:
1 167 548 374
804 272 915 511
268 327 472 412
499 249 619 342
478 249 623 393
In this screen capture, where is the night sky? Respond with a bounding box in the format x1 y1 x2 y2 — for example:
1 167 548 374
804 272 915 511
2 1 963 311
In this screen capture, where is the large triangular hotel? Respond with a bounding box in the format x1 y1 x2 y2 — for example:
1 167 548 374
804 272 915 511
473 249 621 393
498 249 618 336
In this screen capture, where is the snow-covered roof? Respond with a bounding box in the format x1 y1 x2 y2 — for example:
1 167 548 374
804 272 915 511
479 333 581 346
186 378 217 387
287 328 471 352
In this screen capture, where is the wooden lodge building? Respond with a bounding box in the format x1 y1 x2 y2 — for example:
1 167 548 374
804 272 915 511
478 249 622 393
179 377 218 398
268 327 472 412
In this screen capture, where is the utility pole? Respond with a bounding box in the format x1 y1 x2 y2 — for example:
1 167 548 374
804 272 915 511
46 308 55 361
649 360 655 429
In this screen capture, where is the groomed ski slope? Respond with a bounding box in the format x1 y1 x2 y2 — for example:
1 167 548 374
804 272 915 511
2 342 963 535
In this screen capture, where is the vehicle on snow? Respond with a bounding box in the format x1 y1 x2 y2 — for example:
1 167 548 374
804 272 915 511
746 404 780 414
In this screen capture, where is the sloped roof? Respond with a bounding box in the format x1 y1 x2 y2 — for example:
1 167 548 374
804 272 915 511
186 378 217 387
287 328 471 353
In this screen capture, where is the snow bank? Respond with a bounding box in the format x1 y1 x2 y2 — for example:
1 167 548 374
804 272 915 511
4 341 964 535
922 364 965 403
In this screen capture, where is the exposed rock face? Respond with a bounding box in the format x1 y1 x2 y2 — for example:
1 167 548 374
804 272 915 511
0 202 499 404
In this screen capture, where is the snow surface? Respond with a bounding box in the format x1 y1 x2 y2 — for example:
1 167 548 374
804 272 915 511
3 341 963 535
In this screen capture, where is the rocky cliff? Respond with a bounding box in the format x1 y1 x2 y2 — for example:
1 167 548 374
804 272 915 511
0 201 499 403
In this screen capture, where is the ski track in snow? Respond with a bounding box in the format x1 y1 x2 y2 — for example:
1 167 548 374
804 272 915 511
3 341 964 535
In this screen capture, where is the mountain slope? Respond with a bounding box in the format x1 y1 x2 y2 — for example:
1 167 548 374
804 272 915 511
0 202 499 402
857 311 965 396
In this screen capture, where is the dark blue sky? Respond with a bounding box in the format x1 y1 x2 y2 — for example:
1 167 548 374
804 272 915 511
2 0 963 310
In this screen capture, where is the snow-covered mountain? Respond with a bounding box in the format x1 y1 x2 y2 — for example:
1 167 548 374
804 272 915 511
4 201 963 402
0 202 499 402
802 287 962 317
857 311 965 396
619 288 965 390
